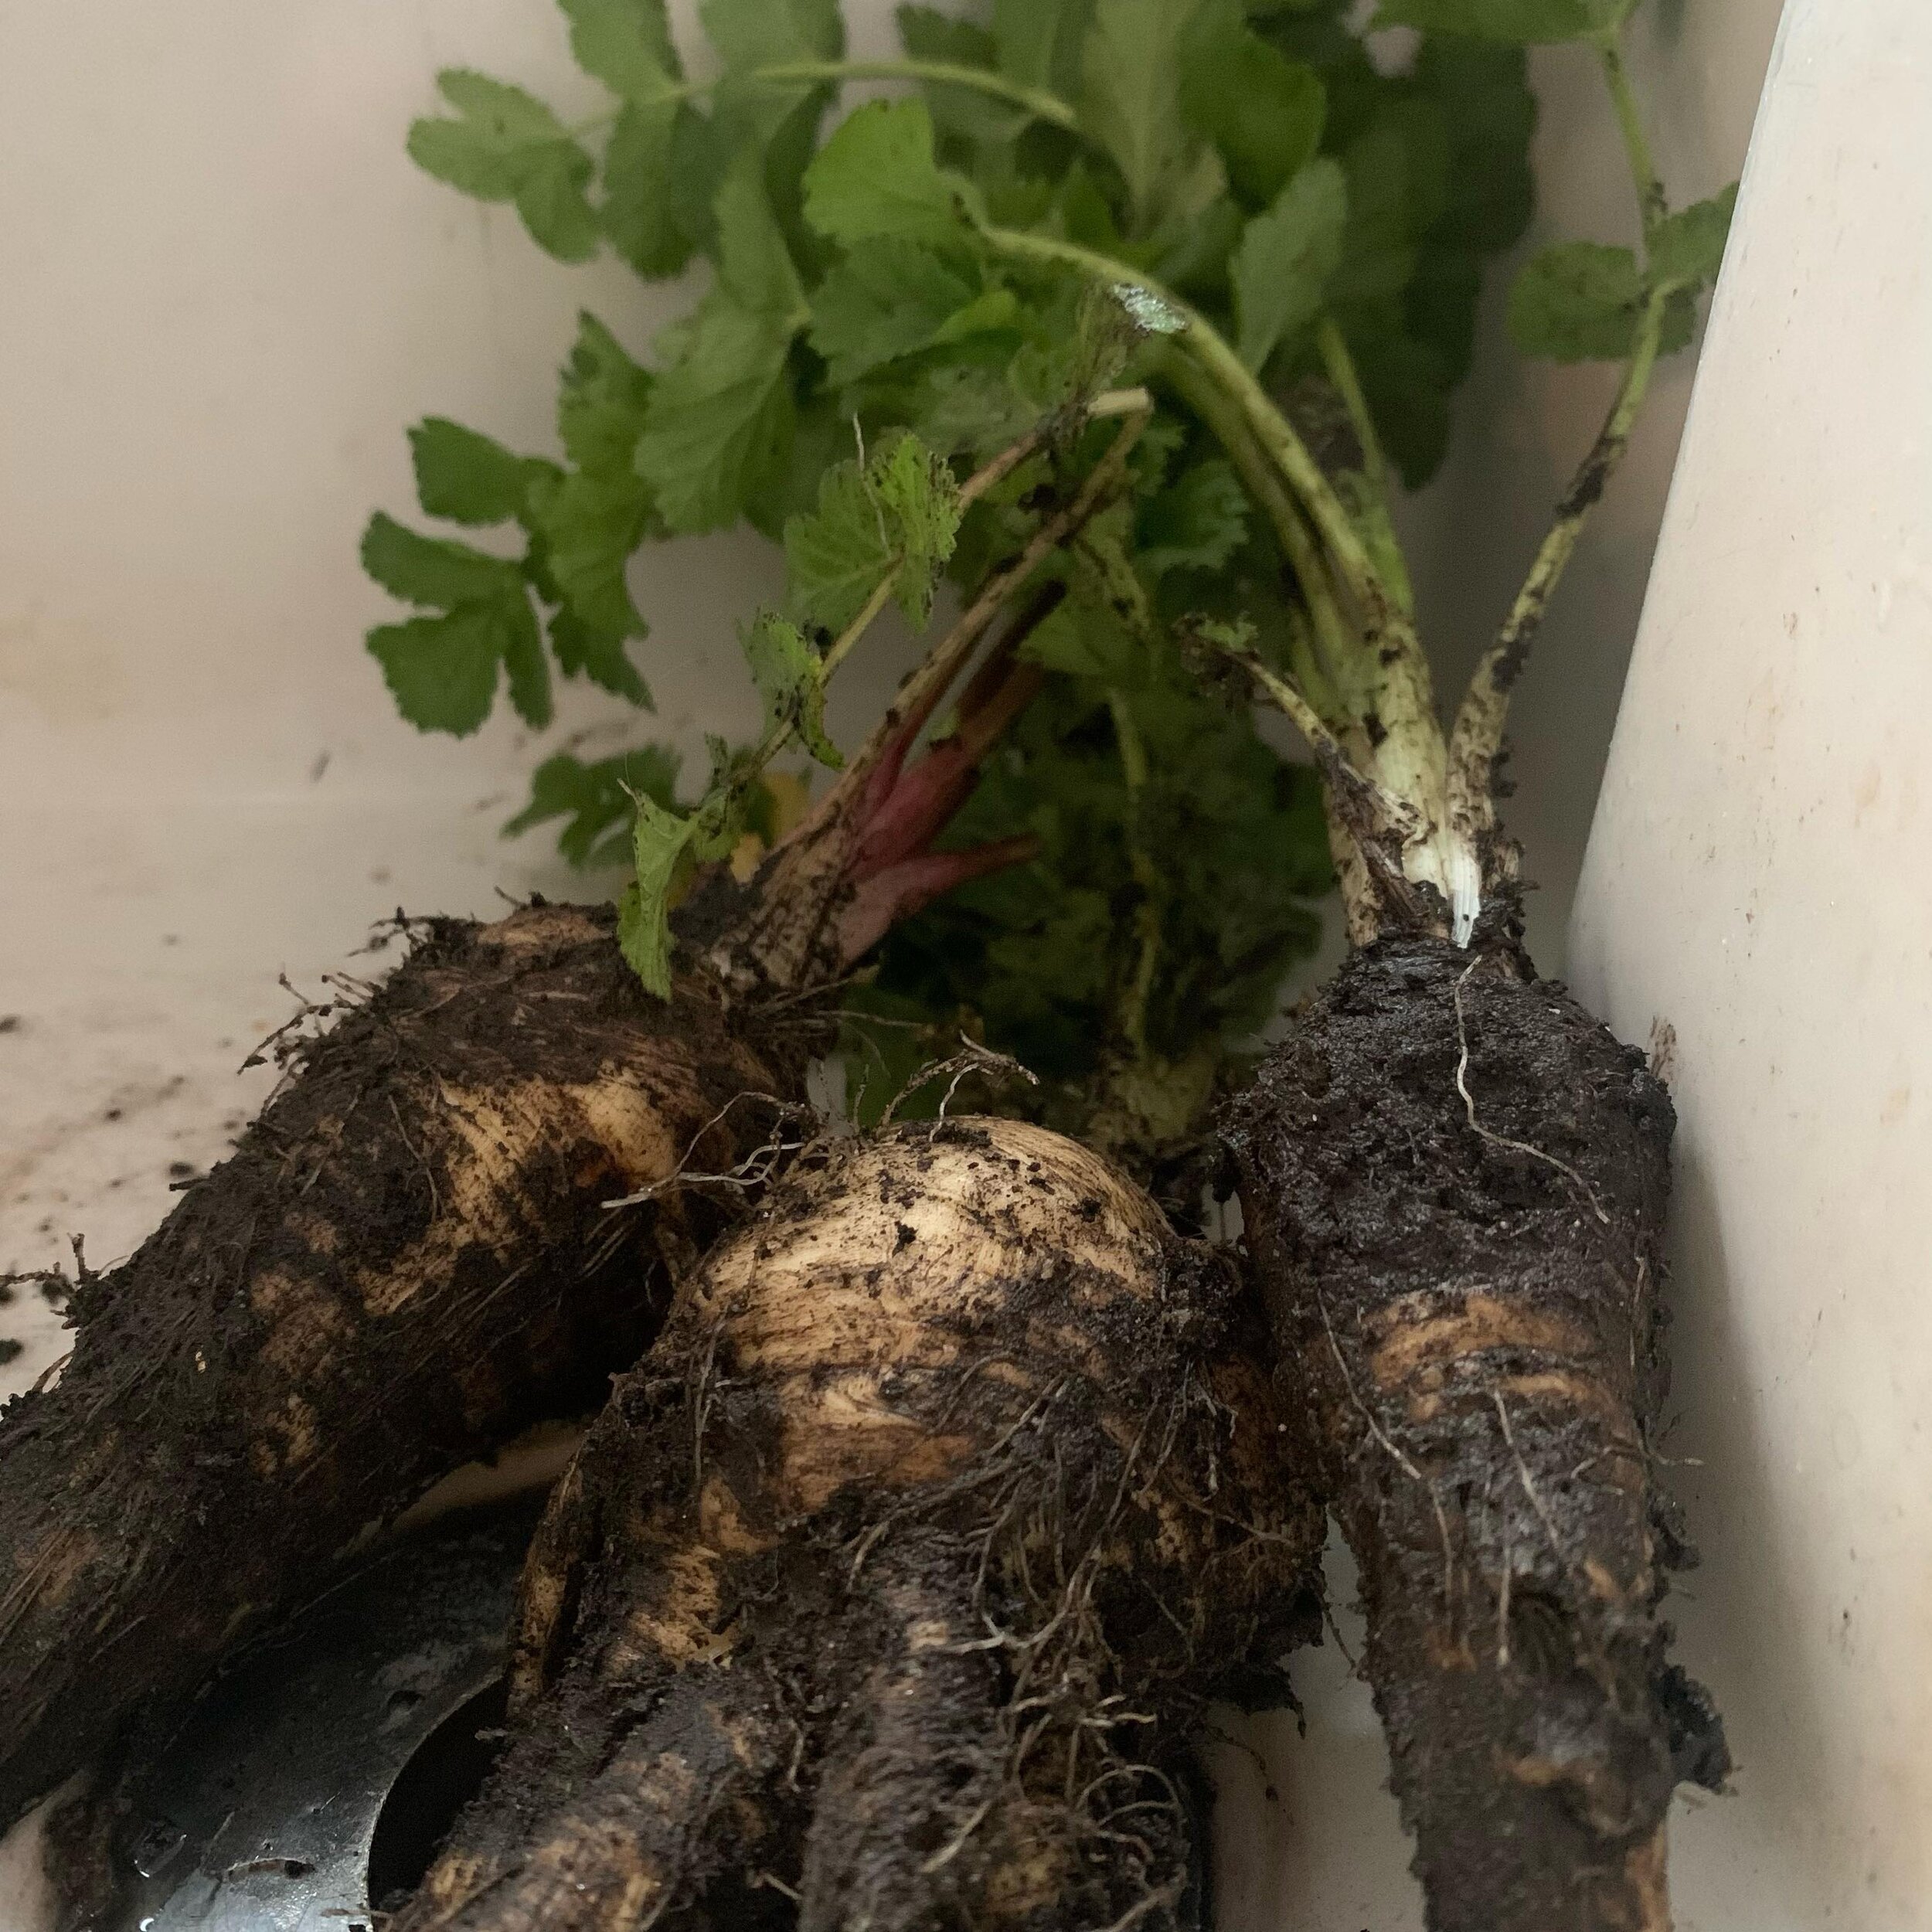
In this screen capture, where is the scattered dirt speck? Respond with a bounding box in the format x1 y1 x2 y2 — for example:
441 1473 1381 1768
1648 1018 1679 1085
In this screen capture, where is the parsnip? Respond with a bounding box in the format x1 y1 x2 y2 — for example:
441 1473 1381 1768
393 1117 1323 1932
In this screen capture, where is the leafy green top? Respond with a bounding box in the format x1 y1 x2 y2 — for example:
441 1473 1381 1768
364 0 1733 1141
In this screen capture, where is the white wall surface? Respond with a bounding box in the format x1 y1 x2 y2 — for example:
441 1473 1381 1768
1569 2 1932 1925
0 2 1784 1927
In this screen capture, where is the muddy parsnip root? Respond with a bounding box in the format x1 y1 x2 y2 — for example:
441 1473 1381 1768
1225 939 1728 1932
0 902 808 1825
392 1117 1325 1932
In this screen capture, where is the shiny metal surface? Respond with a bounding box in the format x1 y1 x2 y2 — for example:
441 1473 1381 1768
104 1497 539 1932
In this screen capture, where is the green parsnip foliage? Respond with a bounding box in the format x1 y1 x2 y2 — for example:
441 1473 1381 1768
1508 186 1733 361
784 430 964 633
362 513 554 735
502 746 682 868
365 0 1731 1111
406 72 602 260
1376 0 1638 37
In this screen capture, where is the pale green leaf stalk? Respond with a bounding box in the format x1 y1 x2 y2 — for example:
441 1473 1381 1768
973 7 1728 947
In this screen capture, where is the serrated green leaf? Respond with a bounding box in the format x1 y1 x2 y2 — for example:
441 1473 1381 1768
746 77 836 268
879 438 964 597
528 315 660 642
1325 43 1531 490
499 600 554 726
992 0 1057 87
808 242 981 386
560 0 681 103
1067 503 1155 652
1135 458 1248 578
361 513 522 609
368 611 505 736
687 736 767 860
978 165 1059 233
802 99 977 251
1371 0 1622 40
601 99 695 277
638 303 798 531
408 73 599 261
1079 0 1199 236
1179 0 1325 208
527 467 652 636
1140 145 1241 293
505 747 679 866
743 613 842 766
872 431 963 624
1232 158 1346 369
662 97 730 252
784 461 893 632
1417 36 1535 257
432 70 565 137
930 286 1022 348
1019 595 1143 686
1124 413 1188 491
618 791 699 996
897 5 995 66
784 431 962 631
362 512 549 732
994 0 1094 97
548 607 651 704
1651 184 1737 291
409 72 571 196
514 145 600 260
1326 102 1448 310
1049 160 1120 258
366 593 545 734
1659 288 1699 355
1345 313 1454 488
409 419 549 525
713 152 807 319
1507 240 1642 360
737 390 844 537
997 278 1176 435
1509 242 1700 364
699 0 843 68
891 360 1039 464
558 313 654 473
655 79 831 266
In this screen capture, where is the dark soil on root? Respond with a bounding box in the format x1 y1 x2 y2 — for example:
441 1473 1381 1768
1224 937 1728 1932
397 1120 1325 1932
0 902 810 1825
